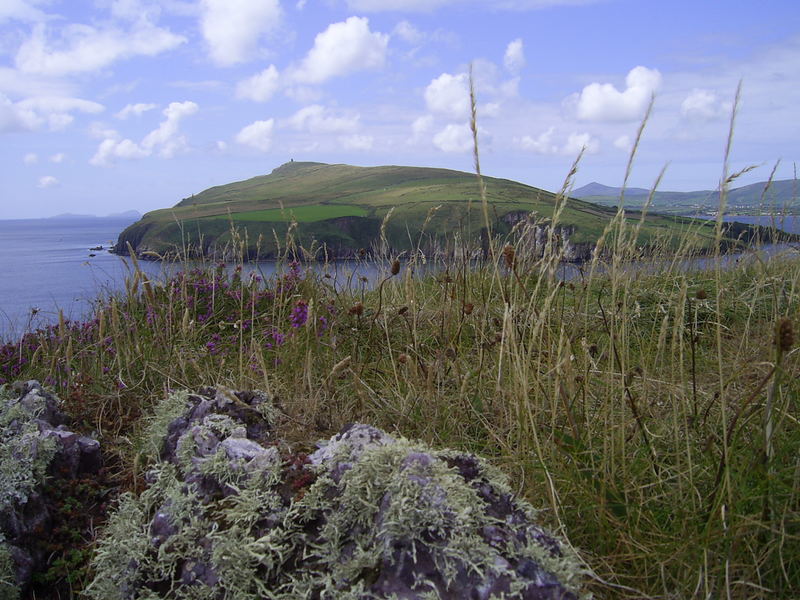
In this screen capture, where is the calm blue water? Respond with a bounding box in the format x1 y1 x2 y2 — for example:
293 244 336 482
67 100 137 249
0 214 797 343
0 217 382 342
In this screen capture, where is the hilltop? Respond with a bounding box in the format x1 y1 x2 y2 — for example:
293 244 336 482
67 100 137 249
115 161 777 260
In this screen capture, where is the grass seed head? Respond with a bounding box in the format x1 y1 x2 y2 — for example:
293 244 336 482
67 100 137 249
776 317 794 352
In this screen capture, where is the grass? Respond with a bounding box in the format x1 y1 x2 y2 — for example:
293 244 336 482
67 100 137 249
2 94 800 598
209 204 368 223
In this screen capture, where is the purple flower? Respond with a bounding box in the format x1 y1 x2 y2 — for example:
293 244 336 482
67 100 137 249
290 300 308 328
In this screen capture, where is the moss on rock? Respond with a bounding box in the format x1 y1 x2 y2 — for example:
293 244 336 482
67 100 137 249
88 389 587 599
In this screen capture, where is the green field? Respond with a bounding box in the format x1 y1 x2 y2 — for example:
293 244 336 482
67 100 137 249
210 204 368 223
115 161 790 259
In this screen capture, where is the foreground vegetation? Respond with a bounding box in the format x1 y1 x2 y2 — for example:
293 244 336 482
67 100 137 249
2 210 798 597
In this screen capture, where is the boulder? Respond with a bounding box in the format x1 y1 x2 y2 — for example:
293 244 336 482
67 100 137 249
87 387 585 599
0 381 102 599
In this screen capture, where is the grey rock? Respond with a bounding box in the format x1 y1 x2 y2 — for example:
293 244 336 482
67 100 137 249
87 389 586 600
1 381 103 597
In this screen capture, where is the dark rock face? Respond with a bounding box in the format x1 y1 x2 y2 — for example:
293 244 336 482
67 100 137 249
88 388 585 599
0 381 102 598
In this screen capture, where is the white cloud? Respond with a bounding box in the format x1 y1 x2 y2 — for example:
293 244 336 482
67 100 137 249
432 122 473 153
37 175 58 188
504 38 525 73
517 128 599 155
200 0 282 66
216 140 227 152
425 72 470 118
1 93 103 132
517 127 557 154
116 102 157 119
346 0 601 11
50 152 65 163
346 0 455 10
90 100 198 165
292 17 389 84
141 101 198 157
0 0 49 23
236 65 281 102
680 89 728 121
393 20 423 44
613 135 632 151
236 119 275 151
90 137 148 165
572 66 661 122
285 104 360 134
339 134 374 150
562 132 599 155
296 0 308 8
410 114 433 141
23 152 38 164
15 22 185 76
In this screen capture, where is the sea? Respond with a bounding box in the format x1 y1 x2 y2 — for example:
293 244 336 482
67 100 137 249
0 214 798 343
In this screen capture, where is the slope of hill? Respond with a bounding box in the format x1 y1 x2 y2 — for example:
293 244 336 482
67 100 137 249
114 162 778 260
572 179 799 214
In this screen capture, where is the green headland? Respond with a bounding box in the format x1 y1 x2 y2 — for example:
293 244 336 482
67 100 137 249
115 161 780 260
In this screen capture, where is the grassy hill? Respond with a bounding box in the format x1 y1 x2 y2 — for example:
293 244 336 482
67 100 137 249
115 161 781 260
572 178 799 215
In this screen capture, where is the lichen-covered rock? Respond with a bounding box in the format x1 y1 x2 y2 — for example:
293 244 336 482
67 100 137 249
88 389 586 599
0 381 102 599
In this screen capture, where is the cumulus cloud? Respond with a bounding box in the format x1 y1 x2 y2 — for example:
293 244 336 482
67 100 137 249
410 114 434 142
517 127 557 154
140 101 198 157
236 119 275 151
90 100 198 165
50 152 65 163
562 131 599 155
572 66 661 122
23 152 38 164
37 175 58 188
346 0 455 10
285 104 360 134
516 128 598 155
116 102 157 119
200 0 282 66
425 72 470 118
339 134 373 150
504 38 525 73
1 94 103 132
432 122 472 153
680 89 729 121
15 22 185 76
292 17 388 84
236 65 281 102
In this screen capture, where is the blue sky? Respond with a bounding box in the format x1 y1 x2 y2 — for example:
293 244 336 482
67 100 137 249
1 0 798 218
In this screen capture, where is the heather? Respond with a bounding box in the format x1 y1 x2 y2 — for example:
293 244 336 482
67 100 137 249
1 219 799 597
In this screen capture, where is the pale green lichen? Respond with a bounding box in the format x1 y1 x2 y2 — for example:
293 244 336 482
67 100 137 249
137 389 192 463
0 533 18 600
0 384 63 600
89 414 587 599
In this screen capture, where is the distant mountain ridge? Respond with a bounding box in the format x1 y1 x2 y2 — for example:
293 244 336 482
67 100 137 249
571 179 799 214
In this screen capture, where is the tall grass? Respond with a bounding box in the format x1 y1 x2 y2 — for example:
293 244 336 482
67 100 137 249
1 108 799 598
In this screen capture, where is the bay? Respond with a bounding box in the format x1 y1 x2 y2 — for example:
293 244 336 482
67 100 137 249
1 214 797 343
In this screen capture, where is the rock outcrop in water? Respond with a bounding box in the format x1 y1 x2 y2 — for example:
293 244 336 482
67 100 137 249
86 386 585 599
0 381 102 598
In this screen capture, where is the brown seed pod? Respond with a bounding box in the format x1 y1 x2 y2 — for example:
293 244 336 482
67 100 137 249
349 302 364 316
391 259 400 275
398 306 409 315
695 289 708 300
777 317 794 352
502 244 516 269
463 302 474 315
397 353 408 364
